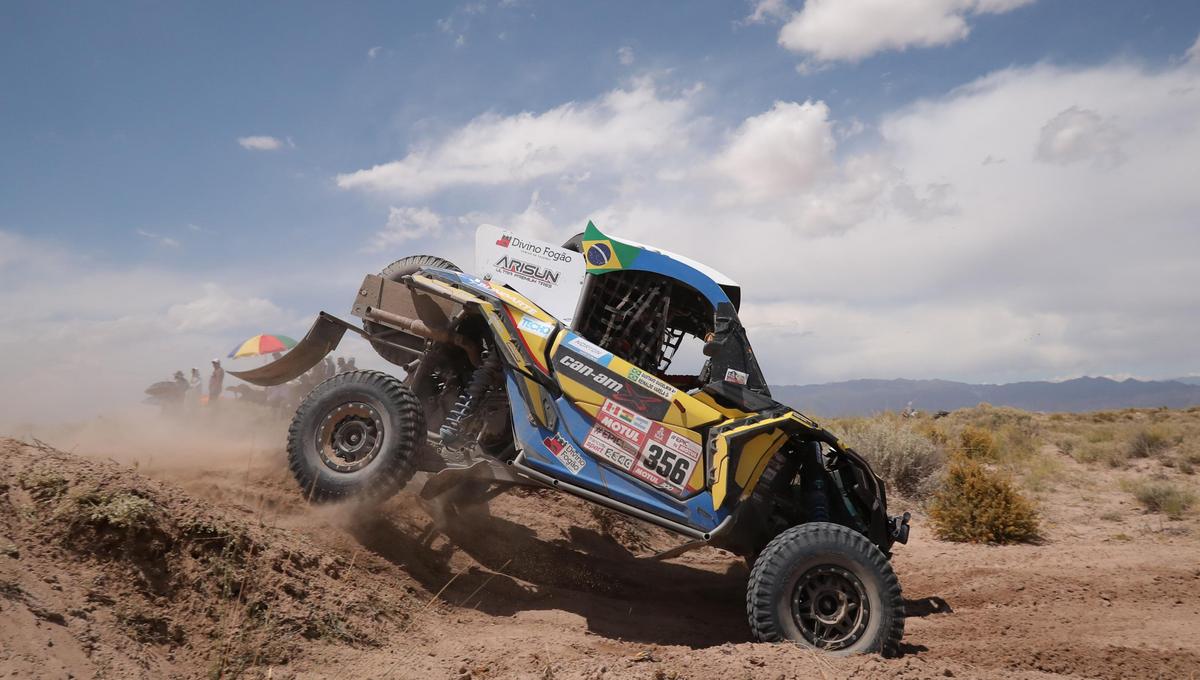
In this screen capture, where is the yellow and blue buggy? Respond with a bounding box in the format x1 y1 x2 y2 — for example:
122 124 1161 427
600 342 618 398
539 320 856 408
233 222 910 655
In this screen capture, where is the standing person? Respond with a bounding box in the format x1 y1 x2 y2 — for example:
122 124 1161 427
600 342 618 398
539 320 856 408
208 359 225 407
336 357 347 374
345 357 357 372
188 368 202 411
322 356 335 380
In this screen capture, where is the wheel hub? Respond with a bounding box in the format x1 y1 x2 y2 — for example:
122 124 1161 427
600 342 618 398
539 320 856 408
791 565 870 651
317 402 385 473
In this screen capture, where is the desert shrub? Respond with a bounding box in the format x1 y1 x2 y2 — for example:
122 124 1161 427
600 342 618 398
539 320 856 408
1180 460 1195 475
928 455 1040 544
1126 428 1170 459
958 427 998 460
834 416 945 498
56 489 159 531
1120 478 1197 518
18 468 68 502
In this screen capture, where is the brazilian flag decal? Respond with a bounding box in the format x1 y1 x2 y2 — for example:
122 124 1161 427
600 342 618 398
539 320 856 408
581 221 641 273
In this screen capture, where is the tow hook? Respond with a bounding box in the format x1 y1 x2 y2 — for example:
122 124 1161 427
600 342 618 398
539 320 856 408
889 512 911 544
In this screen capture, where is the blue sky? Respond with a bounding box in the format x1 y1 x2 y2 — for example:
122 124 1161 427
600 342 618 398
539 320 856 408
2 1 1200 421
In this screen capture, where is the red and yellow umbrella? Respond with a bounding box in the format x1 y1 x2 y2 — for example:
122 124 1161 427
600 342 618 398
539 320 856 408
228 334 297 359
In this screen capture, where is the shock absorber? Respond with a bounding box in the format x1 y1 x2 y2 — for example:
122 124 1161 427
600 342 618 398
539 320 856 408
439 351 502 449
801 442 831 523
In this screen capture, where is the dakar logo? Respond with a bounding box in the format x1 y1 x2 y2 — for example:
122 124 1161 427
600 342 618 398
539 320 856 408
496 235 511 247
494 256 560 285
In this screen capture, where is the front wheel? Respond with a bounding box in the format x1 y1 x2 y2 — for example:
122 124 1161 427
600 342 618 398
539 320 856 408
746 523 904 656
287 370 424 503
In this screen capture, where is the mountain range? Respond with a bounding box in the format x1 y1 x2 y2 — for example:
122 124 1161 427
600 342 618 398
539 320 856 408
770 377 1200 417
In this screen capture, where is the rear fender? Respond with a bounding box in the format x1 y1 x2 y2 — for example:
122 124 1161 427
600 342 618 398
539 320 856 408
227 312 354 387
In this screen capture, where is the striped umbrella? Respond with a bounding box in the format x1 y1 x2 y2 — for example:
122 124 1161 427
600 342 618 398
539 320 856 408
227 334 297 359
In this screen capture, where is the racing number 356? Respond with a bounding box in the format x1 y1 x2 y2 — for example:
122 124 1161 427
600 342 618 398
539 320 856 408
642 444 688 484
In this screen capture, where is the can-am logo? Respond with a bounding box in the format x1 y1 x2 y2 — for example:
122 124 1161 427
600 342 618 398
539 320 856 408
494 256 560 286
496 235 511 247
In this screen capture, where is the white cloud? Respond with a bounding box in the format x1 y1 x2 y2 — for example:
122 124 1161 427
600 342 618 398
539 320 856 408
1188 34 1200 64
368 206 445 251
742 0 790 25
335 79 701 198
617 46 635 66
237 135 284 151
335 49 1200 385
166 284 287 333
777 0 1036 63
135 229 181 248
711 100 837 202
1035 106 1126 167
367 46 383 60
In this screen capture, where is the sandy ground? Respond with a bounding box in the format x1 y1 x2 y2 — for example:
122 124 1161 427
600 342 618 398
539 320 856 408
1 408 1198 679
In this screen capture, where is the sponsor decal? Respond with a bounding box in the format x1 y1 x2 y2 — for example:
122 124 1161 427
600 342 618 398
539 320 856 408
596 399 651 449
626 367 677 400
518 315 554 338
632 423 702 492
565 335 611 363
558 354 626 394
496 234 511 247
543 433 586 474
503 234 574 263
494 255 562 288
724 368 749 385
582 425 637 471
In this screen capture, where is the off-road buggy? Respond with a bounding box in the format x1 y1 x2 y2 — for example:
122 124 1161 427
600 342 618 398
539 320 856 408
234 223 910 654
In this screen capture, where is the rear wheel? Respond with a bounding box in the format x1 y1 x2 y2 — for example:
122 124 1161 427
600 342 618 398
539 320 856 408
746 523 903 656
287 370 424 503
366 255 462 366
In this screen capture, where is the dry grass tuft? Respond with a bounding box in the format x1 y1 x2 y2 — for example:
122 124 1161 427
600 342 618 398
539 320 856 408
1120 477 1196 518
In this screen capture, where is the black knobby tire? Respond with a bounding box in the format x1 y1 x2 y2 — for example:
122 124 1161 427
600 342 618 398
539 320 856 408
287 370 424 503
367 255 462 366
746 523 904 656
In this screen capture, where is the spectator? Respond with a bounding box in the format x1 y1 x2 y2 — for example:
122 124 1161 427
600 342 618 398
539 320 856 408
209 359 225 406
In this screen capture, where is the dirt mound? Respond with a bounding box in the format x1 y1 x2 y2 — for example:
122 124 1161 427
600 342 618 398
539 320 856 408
0 437 419 679
4 405 1200 679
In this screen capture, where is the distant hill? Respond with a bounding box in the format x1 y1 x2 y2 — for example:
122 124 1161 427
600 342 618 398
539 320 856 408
770 377 1200 417
1174 376 1200 386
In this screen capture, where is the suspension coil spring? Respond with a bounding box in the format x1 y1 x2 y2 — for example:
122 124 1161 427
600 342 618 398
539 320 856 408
439 351 502 448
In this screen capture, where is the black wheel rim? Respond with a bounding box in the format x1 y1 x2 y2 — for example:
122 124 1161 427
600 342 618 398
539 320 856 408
317 402 385 473
791 565 870 650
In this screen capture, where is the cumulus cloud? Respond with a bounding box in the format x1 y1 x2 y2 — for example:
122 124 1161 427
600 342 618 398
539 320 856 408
617 46 635 66
237 135 285 151
367 46 383 60
1035 106 1126 167
777 0 1037 63
335 79 701 198
742 0 790 25
711 100 837 202
166 284 287 332
368 206 445 251
336 49 1200 385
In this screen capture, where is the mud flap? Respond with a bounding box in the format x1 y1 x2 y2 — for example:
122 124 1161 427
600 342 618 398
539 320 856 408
227 312 354 386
